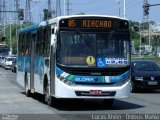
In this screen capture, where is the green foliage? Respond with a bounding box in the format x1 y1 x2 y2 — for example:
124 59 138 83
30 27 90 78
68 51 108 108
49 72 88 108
152 37 160 47
3 24 30 54
130 21 140 50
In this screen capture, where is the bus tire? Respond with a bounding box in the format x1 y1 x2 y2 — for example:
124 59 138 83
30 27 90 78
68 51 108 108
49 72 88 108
44 79 53 106
44 84 59 107
102 99 114 108
45 84 50 104
47 95 53 107
25 74 31 97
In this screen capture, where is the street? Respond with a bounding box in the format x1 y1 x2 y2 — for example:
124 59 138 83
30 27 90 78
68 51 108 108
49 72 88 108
0 67 160 120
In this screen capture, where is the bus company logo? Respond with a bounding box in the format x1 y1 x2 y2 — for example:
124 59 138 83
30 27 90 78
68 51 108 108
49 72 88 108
75 77 94 82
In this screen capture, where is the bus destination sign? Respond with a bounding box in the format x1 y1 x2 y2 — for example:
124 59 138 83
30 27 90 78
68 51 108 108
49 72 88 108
60 18 129 29
68 19 112 28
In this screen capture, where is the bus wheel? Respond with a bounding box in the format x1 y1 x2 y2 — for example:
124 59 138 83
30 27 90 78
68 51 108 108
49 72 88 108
102 99 114 108
25 74 31 97
44 84 52 106
48 96 54 107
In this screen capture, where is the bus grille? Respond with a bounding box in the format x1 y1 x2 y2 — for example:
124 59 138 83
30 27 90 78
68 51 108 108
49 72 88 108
74 82 116 86
75 91 116 96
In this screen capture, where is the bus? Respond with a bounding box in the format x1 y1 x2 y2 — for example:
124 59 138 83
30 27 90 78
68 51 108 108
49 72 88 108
17 15 131 107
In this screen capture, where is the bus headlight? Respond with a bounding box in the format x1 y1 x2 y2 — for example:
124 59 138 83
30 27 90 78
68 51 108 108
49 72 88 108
57 74 76 86
114 78 130 86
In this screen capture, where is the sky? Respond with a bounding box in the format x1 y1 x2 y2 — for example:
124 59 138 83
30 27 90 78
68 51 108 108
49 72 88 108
34 0 160 24
3 0 160 24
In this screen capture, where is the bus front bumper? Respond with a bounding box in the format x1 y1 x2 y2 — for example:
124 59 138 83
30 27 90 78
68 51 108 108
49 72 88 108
54 78 131 99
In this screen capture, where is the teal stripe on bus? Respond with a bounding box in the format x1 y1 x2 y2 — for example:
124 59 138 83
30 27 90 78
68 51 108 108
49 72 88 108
19 24 39 33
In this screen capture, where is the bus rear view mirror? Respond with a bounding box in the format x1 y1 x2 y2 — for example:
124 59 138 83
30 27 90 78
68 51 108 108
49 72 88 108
51 27 57 53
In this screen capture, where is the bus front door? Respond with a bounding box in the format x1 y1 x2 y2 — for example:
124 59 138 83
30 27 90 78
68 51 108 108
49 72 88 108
30 33 36 93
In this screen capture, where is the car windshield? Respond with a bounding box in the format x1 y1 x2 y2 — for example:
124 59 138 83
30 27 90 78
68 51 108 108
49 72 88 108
132 61 160 71
7 58 15 61
0 45 9 55
57 31 130 67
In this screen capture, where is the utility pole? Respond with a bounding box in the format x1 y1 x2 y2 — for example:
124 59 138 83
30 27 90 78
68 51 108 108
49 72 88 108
66 0 71 15
15 0 20 46
139 22 142 56
56 0 61 17
3 0 6 37
63 0 66 16
25 0 32 24
123 0 126 18
15 0 20 23
117 0 120 17
0 0 2 24
48 0 52 17
143 0 150 52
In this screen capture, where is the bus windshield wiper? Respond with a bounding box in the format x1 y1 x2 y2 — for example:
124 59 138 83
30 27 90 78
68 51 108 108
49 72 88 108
107 31 115 41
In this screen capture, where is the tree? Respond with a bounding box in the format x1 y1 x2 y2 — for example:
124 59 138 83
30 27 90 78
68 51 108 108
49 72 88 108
130 21 140 51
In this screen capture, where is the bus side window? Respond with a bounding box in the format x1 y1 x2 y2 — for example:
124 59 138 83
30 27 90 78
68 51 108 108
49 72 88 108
21 33 25 56
43 28 47 55
37 28 43 55
44 27 51 56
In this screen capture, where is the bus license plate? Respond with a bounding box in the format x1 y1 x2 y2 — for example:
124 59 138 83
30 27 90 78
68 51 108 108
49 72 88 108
90 90 102 95
148 81 157 85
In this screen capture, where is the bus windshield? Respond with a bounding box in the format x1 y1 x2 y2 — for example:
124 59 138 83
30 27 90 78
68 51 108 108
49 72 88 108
57 31 130 67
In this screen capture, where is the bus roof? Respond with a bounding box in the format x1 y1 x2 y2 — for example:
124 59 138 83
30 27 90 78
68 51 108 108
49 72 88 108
19 15 129 33
55 15 129 21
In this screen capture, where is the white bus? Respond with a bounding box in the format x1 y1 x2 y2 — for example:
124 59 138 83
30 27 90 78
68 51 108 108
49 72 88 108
17 15 131 107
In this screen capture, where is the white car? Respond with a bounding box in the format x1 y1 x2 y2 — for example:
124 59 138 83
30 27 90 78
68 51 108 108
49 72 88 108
4 57 16 69
1 57 7 68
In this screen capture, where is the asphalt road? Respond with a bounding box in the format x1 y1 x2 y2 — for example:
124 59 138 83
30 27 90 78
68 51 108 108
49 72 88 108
0 67 160 120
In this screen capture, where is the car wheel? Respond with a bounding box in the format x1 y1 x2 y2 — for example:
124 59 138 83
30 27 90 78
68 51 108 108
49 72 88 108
130 81 138 93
